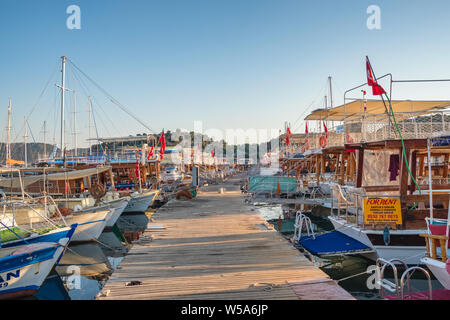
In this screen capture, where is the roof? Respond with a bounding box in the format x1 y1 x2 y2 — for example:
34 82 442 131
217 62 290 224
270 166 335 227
0 166 112 189
87 135 156 143
304 99 450 121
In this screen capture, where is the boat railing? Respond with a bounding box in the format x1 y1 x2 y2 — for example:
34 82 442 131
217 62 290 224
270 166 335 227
400 267 433 300
420 232 449 263
2 195 65 231
345 110 450 143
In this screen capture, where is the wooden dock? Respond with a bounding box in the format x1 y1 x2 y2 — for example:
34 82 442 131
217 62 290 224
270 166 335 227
97 177 354 300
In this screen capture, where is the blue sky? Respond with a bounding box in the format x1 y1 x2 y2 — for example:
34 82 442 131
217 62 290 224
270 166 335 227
1 0 450 146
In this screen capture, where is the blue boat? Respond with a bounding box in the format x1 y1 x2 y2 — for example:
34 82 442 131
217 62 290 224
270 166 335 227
0 224 77 299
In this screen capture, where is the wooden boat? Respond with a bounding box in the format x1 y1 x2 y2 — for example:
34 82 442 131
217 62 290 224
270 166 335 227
0 224 77 299
292 96 450 265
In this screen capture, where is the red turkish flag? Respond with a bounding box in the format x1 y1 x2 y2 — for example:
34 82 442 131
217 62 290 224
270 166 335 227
366 57 386 96
286 127 292 146
159 130 166 160
147 146 154 160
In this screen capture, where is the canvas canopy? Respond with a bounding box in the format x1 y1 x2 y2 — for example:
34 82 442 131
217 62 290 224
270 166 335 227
304 100 450 121
0 166 112 189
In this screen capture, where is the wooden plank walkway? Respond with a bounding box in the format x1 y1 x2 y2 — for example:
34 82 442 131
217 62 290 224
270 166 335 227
97 177 354 300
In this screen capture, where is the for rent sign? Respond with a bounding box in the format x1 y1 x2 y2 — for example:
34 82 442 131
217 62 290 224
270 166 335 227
363 197 402 225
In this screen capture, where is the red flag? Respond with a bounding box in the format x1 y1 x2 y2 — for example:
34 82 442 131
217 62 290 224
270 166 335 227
159 130 166 160
286 127 292 146
211 149 215 158
323 121 328 135
147 146 154 160
305 123 308 135
135 159 140 179
366 57 386 96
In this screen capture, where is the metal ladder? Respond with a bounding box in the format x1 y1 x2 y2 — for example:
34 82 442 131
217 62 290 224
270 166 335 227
293 211 315 243
377 258 433 300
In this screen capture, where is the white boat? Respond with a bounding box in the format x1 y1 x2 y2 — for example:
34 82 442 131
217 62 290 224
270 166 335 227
123 190 159 213
52 205 114 242
329 216 426 265
104 198 130 228
161 166 182 183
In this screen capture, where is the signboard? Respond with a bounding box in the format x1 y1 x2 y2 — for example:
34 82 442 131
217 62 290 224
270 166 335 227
363 197 402 225
335 125 344 134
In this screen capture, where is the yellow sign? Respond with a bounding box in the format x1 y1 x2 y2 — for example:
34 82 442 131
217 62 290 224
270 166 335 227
363 197 402 225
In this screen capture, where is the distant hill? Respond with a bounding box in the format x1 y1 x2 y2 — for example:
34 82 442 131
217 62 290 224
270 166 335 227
0 143 56 164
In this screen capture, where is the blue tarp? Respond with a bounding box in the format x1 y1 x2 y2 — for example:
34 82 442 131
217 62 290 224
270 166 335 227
299 231 372 256
249 176 297 193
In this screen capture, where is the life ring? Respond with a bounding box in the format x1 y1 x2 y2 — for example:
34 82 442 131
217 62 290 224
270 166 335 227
89 183 106 200
320 135 327 148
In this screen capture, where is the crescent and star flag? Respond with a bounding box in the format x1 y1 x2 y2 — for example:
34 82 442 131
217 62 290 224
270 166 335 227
305 122 308 135
159 129 166 160
366 56 386 96
323 121 328 136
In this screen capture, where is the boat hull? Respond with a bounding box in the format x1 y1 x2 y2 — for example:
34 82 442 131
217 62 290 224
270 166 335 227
105 198 129 228
329 216 426 265
123 191 158 213
61 208 113 242
422 257 450 289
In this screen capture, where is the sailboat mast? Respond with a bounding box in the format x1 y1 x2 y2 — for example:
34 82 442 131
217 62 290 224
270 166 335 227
328 76 334 129
60 56 67 158
73 91 77 157
88 96 92 156
6 98 11 166
43 120 47 159
24 116 28 167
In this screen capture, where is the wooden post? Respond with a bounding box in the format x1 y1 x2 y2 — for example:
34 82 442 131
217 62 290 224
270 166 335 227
340 152 346 185
419 155 424 178
356 148 364 188
443 154 449 179
410 151 417 195
399 147 411 229
316 155 321 184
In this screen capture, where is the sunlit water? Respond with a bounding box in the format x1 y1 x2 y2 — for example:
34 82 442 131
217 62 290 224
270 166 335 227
32 214 147 300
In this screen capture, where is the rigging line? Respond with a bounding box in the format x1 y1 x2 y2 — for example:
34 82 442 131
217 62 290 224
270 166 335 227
11 62 59 144
292 101 317 132
291 82 329 132
92 99 115 137
90 98 104 153
69 63 127 138
26 120 36 144
67 58 155 134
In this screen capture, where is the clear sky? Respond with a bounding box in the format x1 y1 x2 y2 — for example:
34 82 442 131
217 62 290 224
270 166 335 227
2 0 450 146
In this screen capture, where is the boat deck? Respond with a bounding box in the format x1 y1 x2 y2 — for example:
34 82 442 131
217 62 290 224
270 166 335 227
97 176 354 300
